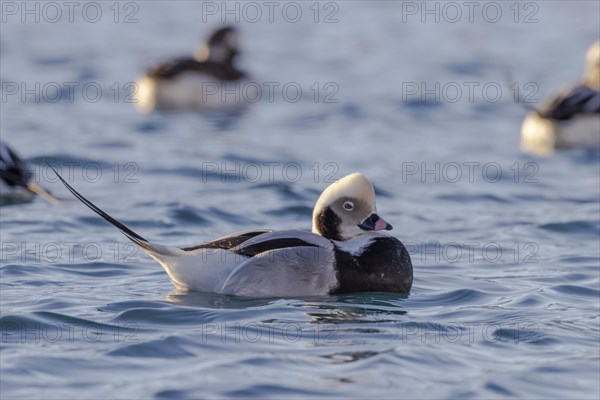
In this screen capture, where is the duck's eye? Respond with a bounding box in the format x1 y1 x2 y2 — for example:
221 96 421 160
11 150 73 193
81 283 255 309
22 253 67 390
343 201 354 211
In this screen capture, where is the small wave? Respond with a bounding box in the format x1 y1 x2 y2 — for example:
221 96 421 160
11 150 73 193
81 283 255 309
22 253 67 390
412 289 488 305
251 182 307 201
51 262 130 278
112 307 220 326
168 205 211 226
539 220 600 235
29 155 113 169
108 336 196 358
550 285 599 298
436 193 510 203
263 205 313 218
206 207 259 225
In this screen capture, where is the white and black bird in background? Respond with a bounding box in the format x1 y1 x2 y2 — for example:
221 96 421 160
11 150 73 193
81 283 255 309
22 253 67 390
134 26 253 112
0 142 59 205
521 41 600 155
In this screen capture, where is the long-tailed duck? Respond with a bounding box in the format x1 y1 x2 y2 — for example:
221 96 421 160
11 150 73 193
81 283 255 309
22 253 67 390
521 42 600 156
51 170 413 297
134 26 254 112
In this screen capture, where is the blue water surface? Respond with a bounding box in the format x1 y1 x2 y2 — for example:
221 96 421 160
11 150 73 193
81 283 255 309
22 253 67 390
1 2 599 399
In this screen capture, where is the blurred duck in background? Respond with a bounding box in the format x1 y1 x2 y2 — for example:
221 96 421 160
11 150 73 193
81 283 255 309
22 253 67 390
521 41 600 156
0 142 59 206
134 26 253 113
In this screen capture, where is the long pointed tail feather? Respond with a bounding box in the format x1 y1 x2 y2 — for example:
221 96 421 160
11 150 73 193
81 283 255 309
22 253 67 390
48 163 155 251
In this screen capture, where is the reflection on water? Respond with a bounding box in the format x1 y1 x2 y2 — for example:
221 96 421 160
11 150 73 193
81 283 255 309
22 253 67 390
302 300 408 325
319 349 392 365
165 290 278 309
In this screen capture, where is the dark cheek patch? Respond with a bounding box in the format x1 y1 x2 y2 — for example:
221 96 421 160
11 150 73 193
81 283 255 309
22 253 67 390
316 206 343 241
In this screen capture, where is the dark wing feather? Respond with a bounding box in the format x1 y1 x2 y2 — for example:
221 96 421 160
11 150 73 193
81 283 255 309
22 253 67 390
234 238 321 257
230 229 334 256
182 230 331 256
0 142 31 187
539 85 600 120
147 58 245 81
181 230 272 252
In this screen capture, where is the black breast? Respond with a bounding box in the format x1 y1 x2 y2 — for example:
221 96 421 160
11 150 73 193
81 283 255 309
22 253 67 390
147 58 246 81
332 236 413 294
